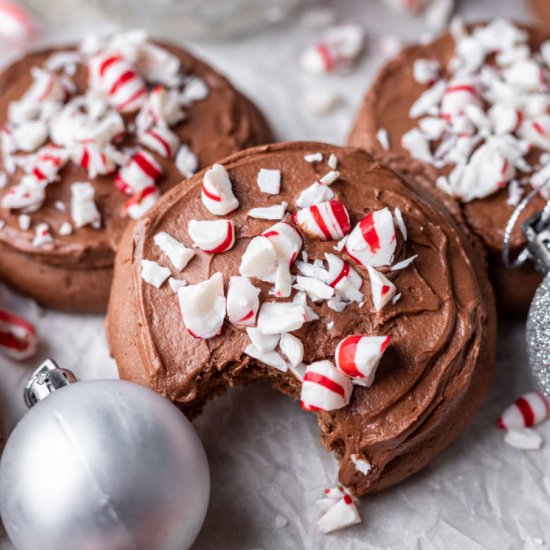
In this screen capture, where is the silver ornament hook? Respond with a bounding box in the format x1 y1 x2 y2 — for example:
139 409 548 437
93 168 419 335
24 359 78 409
502 181 550 273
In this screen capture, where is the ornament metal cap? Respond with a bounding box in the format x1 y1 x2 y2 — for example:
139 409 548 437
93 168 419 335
24 359 78 408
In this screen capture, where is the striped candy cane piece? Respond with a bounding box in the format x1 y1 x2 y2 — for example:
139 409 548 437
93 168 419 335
201 163 239 216
138 125 179 158
301 360 353 411
188 219 235 254
0 0 33 43
345 207 397 268
441 75 482 120
124 185 160 219
32 223 53 247
1 177 46 212
518 115 550 151
335 335 391 387
88 53 147 113
0 307 37 360
366 265 397 311
115 150 162 195
292 200 350 241
32 144 69 183
227 276 260 326
497 391 550 430
261 221 303 266
73 143 115 178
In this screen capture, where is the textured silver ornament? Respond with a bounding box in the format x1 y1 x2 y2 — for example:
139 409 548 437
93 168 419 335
0 365 210 550
526 273 550 400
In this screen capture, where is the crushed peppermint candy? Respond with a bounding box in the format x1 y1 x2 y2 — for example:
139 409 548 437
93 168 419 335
154 231 195 271
0 307 38 361
376 128 390 151
17 213 30 230
0 29 209 246
257 168 281 195
316 487 361 534
398 19 550 204
32 223 53 247
304 152 323 163
248 203 287 220
189 219 235 254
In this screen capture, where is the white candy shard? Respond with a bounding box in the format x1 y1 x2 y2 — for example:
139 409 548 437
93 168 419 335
244 344 288 372
11 120 48 153
227 276 260 326
345 208 397 268
154 231 195 271
292 200 350 241
366 266 397 311
401 128 432 163
394 208 407 240
328 154 338 169
168 278 187 292
188 219 235 254
376 128 390 151
58 222 73 236
246 327 280 353
413 58 440 85
304 152 323 163
248 203 287 220
498 391 550 430
351 454 372 475
295 275 335 303
17 213 30 230
70 182 101 229
175 144 199 178
140 259 170 288
391 255 417 271
279 333 304 367
257 168 281 194
178 272 226 339
295 181 334 208
335 334 391 387
1 177 45 212
201 163 239 216
257 302 306 335
316 495 361 534
504 428 543 451
300 360 353 412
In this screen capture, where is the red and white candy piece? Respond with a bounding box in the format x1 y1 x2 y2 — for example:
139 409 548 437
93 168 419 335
279 333 304 367
136 85 185 130
300 360 353 412
153 231 195 271
0 307 37 360
244 344 288 372
497 391 550 430
115 150 162 195
227 276 260 326
325 253 363 303
292 200 350 241
73 143 115 178
178 272 226 340
32 144 69 183
188 219 235 254
0 0 33 44
32 223 53 247
88 53 147 113
300 24 364 74
138 125 179 158
1 178 45 212
366 266 397 311
335 335 391 387
345 208 397 268
124 185 160 220
70 182 101 229
11 120 48 153
441 76 482 120
316 490 361 534
201 163 239 216
262 222 303 266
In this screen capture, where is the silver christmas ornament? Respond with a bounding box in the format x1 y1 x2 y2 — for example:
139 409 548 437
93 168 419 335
0 360 210 550
504 195 550 399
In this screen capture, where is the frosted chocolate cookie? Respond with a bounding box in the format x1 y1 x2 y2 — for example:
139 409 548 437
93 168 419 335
349 19 550 314
0 30 272 312
106 142 496 497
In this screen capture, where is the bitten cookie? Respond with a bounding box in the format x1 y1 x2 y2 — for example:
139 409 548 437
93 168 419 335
349 19 550 315
0 30 272 312
106 142 496 496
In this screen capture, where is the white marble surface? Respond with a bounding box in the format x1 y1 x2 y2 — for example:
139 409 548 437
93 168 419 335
1 1 549 548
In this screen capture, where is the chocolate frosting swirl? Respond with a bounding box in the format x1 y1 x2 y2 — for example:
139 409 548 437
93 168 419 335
107 142 496 495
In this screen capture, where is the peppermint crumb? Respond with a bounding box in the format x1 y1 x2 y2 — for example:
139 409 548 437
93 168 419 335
326 320 335 330
275 515 288 528
304 152 323 163
328 153 338 169
54 200 66 212
376 128 390 151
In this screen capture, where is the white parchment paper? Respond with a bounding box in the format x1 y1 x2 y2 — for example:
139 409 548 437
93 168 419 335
1 1 549 548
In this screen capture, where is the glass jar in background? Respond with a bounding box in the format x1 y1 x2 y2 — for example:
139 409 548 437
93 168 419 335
22 0 311 41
